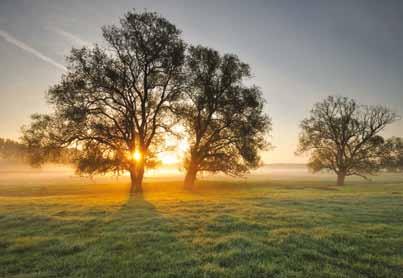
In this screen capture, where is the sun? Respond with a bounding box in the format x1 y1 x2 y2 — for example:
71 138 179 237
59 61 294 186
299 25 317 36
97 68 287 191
132 150 141 161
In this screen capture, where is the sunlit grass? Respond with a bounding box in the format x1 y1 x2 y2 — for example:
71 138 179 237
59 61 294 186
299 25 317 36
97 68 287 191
0 174 403 277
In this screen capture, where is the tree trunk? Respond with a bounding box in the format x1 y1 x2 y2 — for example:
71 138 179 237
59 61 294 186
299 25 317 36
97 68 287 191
336 172 346 186
129 163 144 194
184 161 198 190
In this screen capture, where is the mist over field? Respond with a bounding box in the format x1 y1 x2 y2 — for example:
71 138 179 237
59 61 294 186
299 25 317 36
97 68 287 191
2 159 402 187
0 160 314 182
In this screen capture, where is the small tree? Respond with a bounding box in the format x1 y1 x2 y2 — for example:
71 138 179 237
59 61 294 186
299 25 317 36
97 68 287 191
178 46 271 189
21 10 186 193
297 96 398 185
382 137 403 172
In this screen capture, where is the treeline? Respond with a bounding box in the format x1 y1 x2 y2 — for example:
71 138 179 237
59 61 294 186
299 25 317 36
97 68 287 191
0 138 27 163
0 137 76 166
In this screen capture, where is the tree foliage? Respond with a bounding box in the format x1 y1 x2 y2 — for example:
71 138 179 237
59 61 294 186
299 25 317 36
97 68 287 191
297 96 398 185
178 46 271 188
21 10 186 192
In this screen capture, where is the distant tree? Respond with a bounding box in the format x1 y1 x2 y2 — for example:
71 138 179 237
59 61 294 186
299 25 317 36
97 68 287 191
177 46 271 189
21 10 186 193
0 138 27 162
382 137 403 172
0 136 76 165
297 96 399 185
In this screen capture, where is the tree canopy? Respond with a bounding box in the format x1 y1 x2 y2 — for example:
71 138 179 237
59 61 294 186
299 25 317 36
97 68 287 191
297 96 398 185
177 45 271 189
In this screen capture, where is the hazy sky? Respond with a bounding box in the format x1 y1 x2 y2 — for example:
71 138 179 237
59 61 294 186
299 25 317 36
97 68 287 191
0 0 402 163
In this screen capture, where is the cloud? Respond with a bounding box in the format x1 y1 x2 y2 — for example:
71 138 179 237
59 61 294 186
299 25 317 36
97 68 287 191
48 26 90 47
0 29 66 71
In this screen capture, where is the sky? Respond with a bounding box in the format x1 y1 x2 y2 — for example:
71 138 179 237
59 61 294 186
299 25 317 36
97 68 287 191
0 0 402 164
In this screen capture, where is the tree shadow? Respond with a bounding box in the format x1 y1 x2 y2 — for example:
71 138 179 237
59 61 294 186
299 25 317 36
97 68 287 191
69 193 202 277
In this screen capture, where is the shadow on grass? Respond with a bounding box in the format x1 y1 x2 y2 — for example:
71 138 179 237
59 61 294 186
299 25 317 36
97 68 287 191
0 193 202 278
63 194 203 277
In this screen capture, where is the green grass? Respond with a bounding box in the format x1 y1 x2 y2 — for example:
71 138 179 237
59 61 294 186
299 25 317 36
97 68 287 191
0 175 403 277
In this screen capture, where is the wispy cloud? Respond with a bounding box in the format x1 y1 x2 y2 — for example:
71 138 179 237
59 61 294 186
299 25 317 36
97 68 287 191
0 29 66 71
48 26 90 47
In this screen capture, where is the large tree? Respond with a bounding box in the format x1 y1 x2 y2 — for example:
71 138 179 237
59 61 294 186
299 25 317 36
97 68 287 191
178 46 271 189
21 10 186 193
297 96 399 185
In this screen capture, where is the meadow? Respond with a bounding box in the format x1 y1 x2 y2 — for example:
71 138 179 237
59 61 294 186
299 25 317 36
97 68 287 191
0 166 403 277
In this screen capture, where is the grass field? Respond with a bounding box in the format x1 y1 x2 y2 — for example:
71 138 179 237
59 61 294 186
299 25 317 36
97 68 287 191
0 170 403 277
